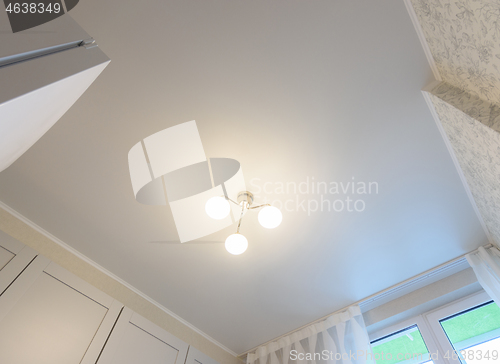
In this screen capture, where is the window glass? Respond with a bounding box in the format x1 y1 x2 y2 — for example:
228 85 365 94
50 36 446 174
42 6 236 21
371 325 433 364
439 301 500 364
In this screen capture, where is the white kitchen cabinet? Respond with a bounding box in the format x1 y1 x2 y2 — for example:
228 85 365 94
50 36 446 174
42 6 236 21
0 231 37 295
0 236 206 364
185 346 220 364
0 14 91 62
97 307 189 364
0 13 110 173
0 43 110 172
0 255 122 364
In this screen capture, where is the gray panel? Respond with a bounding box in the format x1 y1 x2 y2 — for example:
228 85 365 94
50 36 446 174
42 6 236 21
210 158 240 188
0 14 90 61
163 161 212 202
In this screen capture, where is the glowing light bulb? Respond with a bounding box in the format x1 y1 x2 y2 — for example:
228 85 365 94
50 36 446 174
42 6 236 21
225 233 248 255
205 196 230 220
258 206 282 229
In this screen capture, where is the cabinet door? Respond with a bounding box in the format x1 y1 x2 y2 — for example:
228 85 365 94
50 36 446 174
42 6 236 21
0 230 25 271
0 231 37 294
0 243 14 270
185 346 220 364
0 256 122 364
98 308 189 364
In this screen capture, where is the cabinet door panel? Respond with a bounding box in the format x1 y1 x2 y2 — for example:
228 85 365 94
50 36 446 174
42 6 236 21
0 256 122 364
0 246 37 295
109 322 180 364
185 346 220 364
0 232 37 294
0 272 107 364
98 308 189 364
0 246 14 270
0 230 25 256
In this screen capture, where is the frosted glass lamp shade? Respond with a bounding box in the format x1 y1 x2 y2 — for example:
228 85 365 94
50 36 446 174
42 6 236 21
258 206 282 229
205 196 230 220
225 234 248 255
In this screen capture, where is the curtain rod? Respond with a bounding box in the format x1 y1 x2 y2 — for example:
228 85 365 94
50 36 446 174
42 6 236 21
238 244 493 358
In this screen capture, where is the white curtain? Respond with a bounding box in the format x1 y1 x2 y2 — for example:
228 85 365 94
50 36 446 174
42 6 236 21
466 245 500 306
246 306 374 364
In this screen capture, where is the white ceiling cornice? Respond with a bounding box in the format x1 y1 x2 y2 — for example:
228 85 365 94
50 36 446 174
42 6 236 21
403 0 442 81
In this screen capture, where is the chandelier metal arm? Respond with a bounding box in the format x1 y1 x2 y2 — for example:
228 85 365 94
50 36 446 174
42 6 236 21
236 203 246 233
225 197 240 206
247 203 271 210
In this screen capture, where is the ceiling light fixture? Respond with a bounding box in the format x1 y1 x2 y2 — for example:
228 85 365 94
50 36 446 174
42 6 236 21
205 196 231 220
207 191 282 255
225 234 248 255
128 121 248 243
258 206 283 229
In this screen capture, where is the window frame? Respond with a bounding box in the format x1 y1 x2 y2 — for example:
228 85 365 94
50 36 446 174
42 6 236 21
423 291 493 364
369 315 443 364
368 290 496 364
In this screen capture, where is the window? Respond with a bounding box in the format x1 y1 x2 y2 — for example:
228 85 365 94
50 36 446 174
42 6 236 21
425 292 499 364
439 301 500 364
371 325 433 364
370 291 500 364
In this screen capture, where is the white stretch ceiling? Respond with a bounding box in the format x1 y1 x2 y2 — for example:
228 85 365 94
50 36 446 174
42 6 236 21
0 0 490 355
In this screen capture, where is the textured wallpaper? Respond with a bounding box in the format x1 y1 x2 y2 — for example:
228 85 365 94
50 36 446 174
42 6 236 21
411 0 500 103
432 81 500 132
427 84 500 246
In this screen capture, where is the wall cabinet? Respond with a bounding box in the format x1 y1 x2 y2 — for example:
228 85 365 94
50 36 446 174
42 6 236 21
0 14 91 61
0 236 221 364
0 14 110 173
97 307 189 364
0 252 121 364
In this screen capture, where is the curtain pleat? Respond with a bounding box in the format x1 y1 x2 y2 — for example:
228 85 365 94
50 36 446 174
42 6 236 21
247 306 373 364
467 246 500 306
